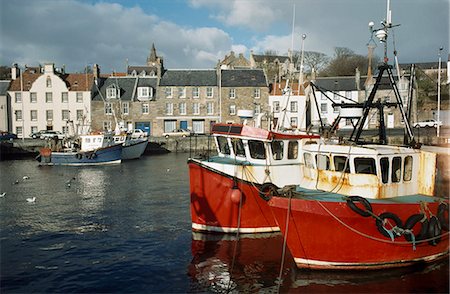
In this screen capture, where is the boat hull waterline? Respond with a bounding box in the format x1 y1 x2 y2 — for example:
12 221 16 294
189 160 279 234
268 193 449 270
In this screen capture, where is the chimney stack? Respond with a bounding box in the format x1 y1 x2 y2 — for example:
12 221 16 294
11 63 19 80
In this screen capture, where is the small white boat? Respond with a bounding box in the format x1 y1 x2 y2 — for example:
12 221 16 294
113 134 148 160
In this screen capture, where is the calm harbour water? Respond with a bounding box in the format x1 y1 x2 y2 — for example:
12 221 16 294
0 153 448 293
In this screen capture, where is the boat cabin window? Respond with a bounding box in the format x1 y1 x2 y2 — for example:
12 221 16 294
333 156 350 173
304 152 314 168
248 140 266 159
271 140 284 160
380 157 389 183
231 138 245 157
316 154 330 170
217 136 230 155
403 156 413 182
391 156 402 183
288 141 298 159
354 157 377 175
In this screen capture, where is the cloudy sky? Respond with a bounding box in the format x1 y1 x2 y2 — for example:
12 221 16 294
1 0 448 73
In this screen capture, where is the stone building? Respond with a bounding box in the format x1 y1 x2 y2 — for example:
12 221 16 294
0 80 11 132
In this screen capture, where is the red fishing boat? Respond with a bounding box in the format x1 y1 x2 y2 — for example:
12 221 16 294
189 119 319 233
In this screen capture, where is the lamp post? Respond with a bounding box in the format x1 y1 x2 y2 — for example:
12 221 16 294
297 33 306 96
437 47 443 137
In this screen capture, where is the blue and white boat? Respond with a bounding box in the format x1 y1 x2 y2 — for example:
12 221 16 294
113 133 148 160
36 133 122 166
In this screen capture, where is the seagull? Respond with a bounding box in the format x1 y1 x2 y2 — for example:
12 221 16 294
26 197 36 203
23 176 30 180
13 180 19 185
0 192 5 197
166 168 170 172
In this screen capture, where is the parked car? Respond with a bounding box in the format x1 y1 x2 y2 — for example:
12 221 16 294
0 131 18 140
39 130 65 140
29 130 46 139
413 119 442 128
128 129 148 139
162 129 193 138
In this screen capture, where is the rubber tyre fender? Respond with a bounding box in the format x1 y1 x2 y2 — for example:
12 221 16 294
437 203 449 231
376 212 403 239
346 196 373 217
404 213 429 242
428 216 442 246
259 183 279 201
76 153 82 160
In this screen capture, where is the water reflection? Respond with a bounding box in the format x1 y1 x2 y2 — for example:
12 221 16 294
77 168 107 216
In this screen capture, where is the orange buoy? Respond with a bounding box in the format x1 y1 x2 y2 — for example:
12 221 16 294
229 188 242 205
40 148 52 157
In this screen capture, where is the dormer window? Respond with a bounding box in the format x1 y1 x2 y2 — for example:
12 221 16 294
131 70 137 76
138 86 153 100
106 85 118 99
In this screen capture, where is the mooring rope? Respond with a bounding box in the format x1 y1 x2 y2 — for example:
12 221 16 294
276 190 293 293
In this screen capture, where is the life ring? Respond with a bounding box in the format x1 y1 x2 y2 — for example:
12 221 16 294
346 196 373 217
437 203 449 231
428 216 442 246
376 212 403 239
404 213 429 242
259 183 279 201
76 153 82 160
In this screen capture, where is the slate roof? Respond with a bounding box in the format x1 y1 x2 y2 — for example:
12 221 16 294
220 69 267 87
0 80 10 95
159 70 217 86
127 66 159 76
252 54 290 64
314 77 360 92
91 76 157 101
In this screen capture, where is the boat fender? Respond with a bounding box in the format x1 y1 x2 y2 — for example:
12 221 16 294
427 216 442 246
76 153 82 160
437 203 449 231
376 212 403 240
259 183 279 201
346 196 372 217
91 152 97 159
404 214 429 242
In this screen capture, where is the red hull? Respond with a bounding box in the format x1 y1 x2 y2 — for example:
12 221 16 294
269 196 449 269
189 160 278 233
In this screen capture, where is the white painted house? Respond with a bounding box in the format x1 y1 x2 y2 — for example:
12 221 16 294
8 64 94 138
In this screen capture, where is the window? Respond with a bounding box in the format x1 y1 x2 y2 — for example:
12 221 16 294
346 91 352 99
253 88 260 99
334 155 350 172
192 87 199 98
392 156 402 183
138 87 152 99
46 110 53 121
254 104 261 115
316 154 330 170
122 102 129 115
16 126 23 137
15 110 22 121
404 156 413 182
61 92 68 103
192 120 204 134
231 138 245 157
46 76 52 88
76 92 83 103
354 157 377 175
62 126 69 134
165 103 173 115
165 87 173 98
320 103 327 114
178 87 186 98
179 102 187 115
217 136 230 155
105 102 112 115
30 92 37 103
229 88 236 99
46 92 52 103
271 140 284 160
333 106 340 113
15 92 22 103
380 157 389 184
193 103 200 115
62 110 70 121
273 101 280 113
31 126 38 135
248 140 266 159
206 87 213 98
103 121 112 131
206 102 214 115
76 110 83 121
142 103 149 114
290 117 298 128
290 101 298 112
333 92 339 100
30 110 37 121
304 152 314 168
229 105 236 115
288 141 298 159
106 86 117 99
164 120 176 133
